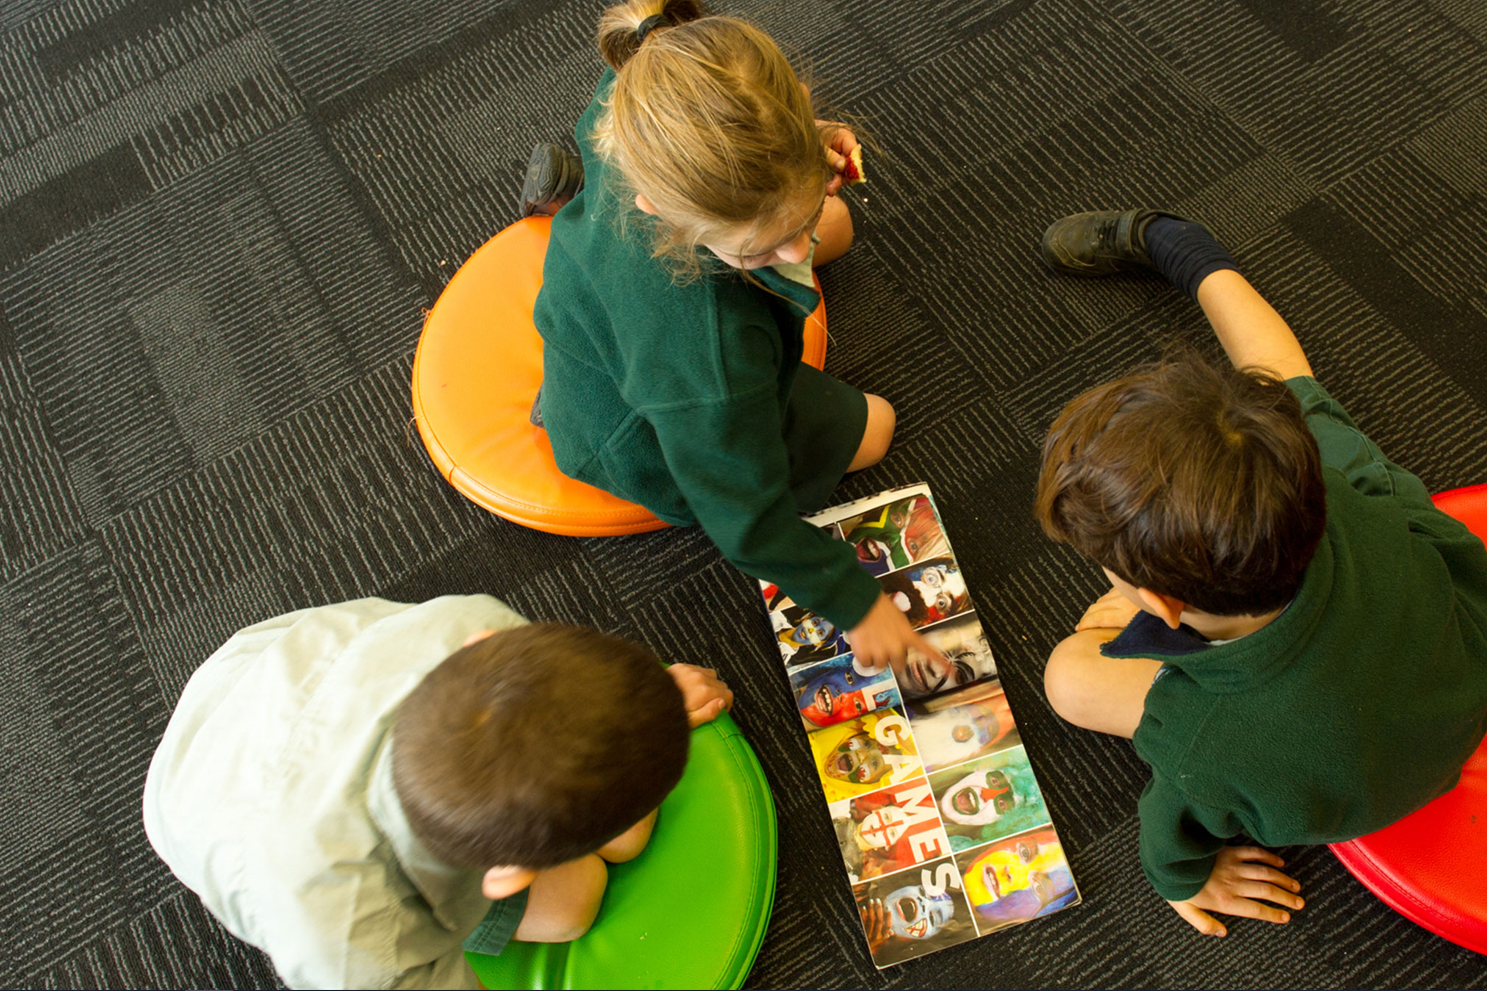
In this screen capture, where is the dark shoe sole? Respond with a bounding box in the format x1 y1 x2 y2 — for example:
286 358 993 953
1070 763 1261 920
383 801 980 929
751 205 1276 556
520 144 585 218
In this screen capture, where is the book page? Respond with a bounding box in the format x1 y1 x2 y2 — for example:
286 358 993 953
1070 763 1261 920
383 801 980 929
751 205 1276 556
759 483 1081 968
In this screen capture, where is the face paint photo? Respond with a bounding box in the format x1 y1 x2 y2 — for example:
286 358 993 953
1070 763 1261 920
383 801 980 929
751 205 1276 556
878 557 971 630
770 604 852 666
838 500 914 574
809 711 924 803
853 857 977 966
956 829 1081 928
828 779 952 882
896 497 950 564
790 655 902 729
927 746 1050 852
905 685 1020 772
900 614 997 697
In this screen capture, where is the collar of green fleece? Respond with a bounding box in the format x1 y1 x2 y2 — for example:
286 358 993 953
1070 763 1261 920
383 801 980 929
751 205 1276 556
1100 530 1334 695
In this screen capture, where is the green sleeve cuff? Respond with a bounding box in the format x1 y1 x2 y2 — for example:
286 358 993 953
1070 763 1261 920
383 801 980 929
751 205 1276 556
1142 857 1214 903
806 560 883 632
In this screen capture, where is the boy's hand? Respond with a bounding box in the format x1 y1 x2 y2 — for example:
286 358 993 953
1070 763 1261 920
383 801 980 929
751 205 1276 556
1167 846 1304 937
859 897 892 954
817 121 860 195
667 664 734 728
848 593 948 680
1075 586 1141 632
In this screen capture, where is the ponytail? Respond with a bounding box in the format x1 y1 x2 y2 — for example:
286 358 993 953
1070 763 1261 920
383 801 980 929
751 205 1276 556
597 0 707 70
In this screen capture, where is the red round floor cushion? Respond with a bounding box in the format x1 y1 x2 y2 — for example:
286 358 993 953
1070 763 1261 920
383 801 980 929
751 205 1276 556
1328 483 1487 955
411 216 829 537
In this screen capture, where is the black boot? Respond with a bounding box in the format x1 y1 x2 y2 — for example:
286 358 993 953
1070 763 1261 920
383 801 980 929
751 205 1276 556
1039 208 1172 277
520 143 585 218
1041 209 1238 300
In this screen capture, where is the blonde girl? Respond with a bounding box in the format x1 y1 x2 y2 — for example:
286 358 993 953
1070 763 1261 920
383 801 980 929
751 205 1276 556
532 0 941 671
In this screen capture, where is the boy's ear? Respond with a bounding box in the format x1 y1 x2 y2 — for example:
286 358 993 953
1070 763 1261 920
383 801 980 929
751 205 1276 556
482 865 538 901
634 193 658 216
462 629 496 648
1136 587 1187 630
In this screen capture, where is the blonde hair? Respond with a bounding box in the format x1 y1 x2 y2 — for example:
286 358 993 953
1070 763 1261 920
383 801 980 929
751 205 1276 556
593 1 834 278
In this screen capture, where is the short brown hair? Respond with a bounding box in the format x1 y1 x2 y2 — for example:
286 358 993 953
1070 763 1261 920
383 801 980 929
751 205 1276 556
1035 355 1326 616
392 624 689 869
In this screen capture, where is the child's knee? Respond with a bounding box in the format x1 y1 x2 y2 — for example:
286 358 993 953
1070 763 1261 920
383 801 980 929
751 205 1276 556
813 195 854 266
849 395 895 471
1044 632 1096 725
515 854 609 943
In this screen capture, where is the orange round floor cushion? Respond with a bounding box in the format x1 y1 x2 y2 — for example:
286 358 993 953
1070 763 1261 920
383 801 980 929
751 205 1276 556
411 216 829 537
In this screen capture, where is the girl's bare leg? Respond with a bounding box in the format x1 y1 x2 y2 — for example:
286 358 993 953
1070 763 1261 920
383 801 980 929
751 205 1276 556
813 196 854 267
847 394 895 471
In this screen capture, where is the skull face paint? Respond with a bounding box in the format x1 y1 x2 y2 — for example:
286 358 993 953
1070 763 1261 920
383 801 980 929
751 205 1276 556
885 884 956 940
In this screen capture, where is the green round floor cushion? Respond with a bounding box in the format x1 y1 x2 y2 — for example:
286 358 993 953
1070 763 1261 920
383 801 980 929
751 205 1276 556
466 711 778 989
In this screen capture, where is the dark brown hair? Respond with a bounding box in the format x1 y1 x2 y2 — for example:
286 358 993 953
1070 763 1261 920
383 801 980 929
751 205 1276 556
1035 354 1326 616
392 624 690 869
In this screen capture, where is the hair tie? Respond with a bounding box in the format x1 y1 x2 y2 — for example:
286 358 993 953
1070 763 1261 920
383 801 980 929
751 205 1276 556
636 12 668 43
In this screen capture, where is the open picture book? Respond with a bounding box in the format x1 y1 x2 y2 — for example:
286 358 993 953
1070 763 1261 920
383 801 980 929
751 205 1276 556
757 483 1081 968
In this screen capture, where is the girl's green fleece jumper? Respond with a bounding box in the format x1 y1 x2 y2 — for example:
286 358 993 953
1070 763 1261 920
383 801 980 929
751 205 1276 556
533 72 880 629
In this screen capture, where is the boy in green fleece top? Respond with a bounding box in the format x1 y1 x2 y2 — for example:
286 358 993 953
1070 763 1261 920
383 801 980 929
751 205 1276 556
1034 209 1487 937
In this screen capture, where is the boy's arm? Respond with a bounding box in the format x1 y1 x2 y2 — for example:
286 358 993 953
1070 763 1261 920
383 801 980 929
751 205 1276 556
1196 269 1313 382
1138 773 1303 936
1136 772 1231 902
1193 269 1436 505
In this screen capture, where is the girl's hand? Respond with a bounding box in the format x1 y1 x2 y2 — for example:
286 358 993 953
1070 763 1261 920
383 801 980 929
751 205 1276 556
847 593 948 680
1167 846 1304 937
666 664 734 728
1075 586 1142 632
817 121 860 195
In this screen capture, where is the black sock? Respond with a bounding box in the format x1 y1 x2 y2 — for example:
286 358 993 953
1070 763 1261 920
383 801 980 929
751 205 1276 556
1141 216 1239 300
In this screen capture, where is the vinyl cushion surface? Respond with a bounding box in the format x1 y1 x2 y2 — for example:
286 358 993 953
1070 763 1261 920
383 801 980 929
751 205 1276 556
1328 483 1487 956
412 216 828 536
465 711 778 989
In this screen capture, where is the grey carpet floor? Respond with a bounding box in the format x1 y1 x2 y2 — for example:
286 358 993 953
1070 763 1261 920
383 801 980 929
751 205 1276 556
3 0 1487 987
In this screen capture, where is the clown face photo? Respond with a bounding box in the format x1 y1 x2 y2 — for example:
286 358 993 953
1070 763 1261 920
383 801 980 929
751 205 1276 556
886 883 956 939
825 732 895 785
829 778 951 882
927 746 1050 853
809 711 924 803
940 767 1017 825
770 604 851 666
957 829 1081 930
905 686 1020 772
878 557 971 629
